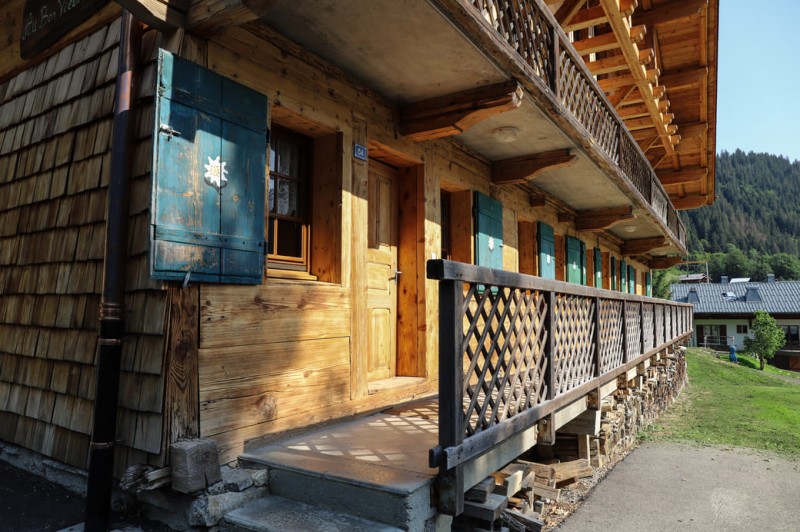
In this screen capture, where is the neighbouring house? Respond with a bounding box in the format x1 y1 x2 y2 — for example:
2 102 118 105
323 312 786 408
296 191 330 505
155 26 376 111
677 273 710 284
0 0 715 527
672 275 800 370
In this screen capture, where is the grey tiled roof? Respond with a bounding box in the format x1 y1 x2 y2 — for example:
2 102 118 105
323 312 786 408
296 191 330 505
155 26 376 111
670 281 800 315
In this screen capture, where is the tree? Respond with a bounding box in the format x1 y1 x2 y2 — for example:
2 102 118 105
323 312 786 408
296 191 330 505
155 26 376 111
768 253 800 280
743 310 786 370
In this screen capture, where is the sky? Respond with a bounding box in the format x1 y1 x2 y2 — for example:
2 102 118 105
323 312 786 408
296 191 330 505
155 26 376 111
716 1 800 162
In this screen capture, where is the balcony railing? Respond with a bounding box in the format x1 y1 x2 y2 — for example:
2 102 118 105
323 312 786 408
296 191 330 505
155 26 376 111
466 0 686 247
427 260 693 514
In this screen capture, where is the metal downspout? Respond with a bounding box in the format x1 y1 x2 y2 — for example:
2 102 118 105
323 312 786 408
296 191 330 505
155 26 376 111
85 11 142 531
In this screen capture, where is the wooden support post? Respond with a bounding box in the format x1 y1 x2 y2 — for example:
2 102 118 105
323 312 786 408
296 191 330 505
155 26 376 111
594 296 601 376
438 279 464 516
162 285 200 450
547 291 556 399
492 149 577 185
622 299 628 362
640 301 646 355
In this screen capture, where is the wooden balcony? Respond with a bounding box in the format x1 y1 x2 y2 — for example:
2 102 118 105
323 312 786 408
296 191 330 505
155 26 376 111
435 0 687 248
427 259 692 514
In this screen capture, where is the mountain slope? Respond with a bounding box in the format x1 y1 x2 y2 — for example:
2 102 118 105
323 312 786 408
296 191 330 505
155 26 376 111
682 150 800 256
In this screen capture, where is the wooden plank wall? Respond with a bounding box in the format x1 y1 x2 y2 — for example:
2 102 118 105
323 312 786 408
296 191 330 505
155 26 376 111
0 18 169 475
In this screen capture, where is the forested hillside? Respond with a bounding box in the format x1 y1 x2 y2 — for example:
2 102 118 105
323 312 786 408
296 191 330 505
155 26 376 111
666 150 800 285
682 150 800 255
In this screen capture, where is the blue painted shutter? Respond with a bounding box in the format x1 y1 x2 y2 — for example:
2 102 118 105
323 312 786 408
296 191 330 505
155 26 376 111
474 192 503 270
151 50 267 284
566 236 582 284
646 272 652 297
537 222 555 279
580 241 587 285
594 248 602 287
620 260 627 292
628 265 636 294
611 256 617 290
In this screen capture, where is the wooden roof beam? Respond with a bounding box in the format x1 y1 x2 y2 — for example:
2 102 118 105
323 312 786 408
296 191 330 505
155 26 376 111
672 195 710 210
632 0 708 28
586 54 630 76
649 256 685 269
598 75 636 92
660 68 708 91
600 0 676 156
400 81 523 142
493 149 578 185
658 167 708 186
676 122 708 140
116 0 189 30
575 206 635 232
573 33 620 55
623 237 669 255
555 0 586 26
563 5 608 32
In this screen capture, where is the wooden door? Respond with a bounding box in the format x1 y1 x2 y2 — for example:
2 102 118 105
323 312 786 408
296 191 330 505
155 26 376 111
367 161 399 381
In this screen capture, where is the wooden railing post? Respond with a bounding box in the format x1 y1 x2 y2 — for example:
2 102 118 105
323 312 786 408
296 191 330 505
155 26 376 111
547 291 556 399
550 25 560 98
438 279 464 515
640 301 646 355
594 296 601 376
621 299 628 363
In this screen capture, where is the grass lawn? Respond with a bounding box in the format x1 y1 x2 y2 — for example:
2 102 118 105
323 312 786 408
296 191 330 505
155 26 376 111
643 348 800 456
736 353 800 378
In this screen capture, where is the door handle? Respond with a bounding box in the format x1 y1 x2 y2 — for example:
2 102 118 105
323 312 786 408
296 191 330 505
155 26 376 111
394 270 402 283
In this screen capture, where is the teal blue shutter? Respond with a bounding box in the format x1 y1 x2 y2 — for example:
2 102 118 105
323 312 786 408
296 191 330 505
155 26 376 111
610 257 617 290
646 272 652 296
620 260 627 292
594 248 602 287
474 192 503 270
566 236 582 284
151 50 267 284
628 265 635 294
538 222 555 279
580 241 587 285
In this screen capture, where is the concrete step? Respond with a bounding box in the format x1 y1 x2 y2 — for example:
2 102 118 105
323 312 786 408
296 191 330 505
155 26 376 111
239 448 435 530
222 495 402 532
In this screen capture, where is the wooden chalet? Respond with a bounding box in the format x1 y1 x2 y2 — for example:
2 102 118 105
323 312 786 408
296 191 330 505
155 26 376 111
0 0 717 525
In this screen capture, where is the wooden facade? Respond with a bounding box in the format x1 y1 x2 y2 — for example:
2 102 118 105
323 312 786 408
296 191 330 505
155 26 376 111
0 0 715 481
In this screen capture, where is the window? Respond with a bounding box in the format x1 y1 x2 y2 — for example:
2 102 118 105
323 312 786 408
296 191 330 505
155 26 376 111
782 325 799 344
736 324 748 334
441 191 452 260
268 126 311 271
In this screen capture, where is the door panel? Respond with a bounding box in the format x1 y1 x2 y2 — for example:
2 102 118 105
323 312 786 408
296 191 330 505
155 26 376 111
367 161 398 381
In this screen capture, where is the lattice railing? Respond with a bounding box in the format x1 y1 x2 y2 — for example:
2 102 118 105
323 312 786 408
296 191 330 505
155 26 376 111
642 303 655 352
625 301 642 362
551 293 596 395
463 0 686 249
428 260 691 474
597 299 623 374
462 284 549 436
429 260 692 514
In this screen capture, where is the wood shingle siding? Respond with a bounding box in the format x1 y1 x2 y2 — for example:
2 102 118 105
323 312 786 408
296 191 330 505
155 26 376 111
0 19 169 473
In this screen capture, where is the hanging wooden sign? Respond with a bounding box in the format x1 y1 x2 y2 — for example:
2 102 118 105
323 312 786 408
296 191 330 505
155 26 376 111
20 0 109 59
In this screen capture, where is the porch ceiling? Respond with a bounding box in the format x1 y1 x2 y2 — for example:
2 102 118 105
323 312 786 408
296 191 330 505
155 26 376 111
257 0 679 255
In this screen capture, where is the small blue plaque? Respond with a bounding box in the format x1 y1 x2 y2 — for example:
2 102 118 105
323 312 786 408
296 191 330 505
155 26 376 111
354 143 368 161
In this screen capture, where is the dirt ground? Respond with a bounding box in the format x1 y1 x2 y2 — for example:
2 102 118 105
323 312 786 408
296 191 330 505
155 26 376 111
0 461 170 532
553 441 800 532
3 442 799 531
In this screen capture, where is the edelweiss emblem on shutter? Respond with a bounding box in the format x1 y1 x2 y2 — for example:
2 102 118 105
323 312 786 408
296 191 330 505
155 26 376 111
204 155 228 191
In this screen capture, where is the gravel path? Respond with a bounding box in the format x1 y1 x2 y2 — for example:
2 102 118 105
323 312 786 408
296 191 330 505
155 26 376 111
556 442 800 532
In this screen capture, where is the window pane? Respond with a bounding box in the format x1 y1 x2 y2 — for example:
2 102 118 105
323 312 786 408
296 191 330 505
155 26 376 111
276 220 303 258
276 178 299 217
268 174 275 213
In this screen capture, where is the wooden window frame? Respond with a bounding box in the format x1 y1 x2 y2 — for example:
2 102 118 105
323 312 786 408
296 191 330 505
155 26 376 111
441 190 452 261
267 125 313 274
